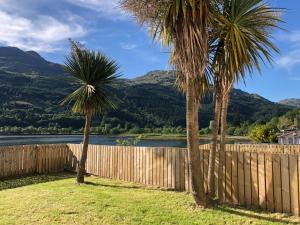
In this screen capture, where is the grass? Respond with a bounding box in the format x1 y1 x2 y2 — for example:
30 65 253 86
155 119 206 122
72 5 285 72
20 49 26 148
0 173 298 225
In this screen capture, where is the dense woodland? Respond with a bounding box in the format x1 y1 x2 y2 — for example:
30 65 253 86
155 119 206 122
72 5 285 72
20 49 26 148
0 47 293 135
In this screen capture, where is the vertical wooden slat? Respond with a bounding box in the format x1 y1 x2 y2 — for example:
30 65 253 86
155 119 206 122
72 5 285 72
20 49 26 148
244 152 251 207
238 152 245 206
273 154 283 213
163 148 168 188
143 147 147 185
214 146 219 197
172 148 176 189
179 149 185 191
133 147 136 183
137 147 141 183
203 150 209 193
265 153 274 212
149 148 153 186
184 149 190 192
281 154 291 213
251 152 259 207
290 155 299 216
225 151 232 203
231 151 238 205
168 148 172 188
258 153 266 210
145 147 148 185
0 148 4 178
139 147 143 184
129 147 132 182
175 148 180 190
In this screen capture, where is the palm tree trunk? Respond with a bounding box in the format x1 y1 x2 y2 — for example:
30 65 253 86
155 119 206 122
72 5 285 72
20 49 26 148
186 77 207 207
217 88 230 201
77 110 92 184
207 93 222 200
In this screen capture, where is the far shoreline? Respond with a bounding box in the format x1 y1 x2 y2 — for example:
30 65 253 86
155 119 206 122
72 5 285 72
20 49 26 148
0 133 249 141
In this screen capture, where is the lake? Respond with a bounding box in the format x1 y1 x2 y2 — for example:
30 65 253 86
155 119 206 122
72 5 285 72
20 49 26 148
0 135 249 148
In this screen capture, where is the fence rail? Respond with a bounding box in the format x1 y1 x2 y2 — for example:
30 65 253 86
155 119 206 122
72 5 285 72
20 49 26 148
1 143 300 216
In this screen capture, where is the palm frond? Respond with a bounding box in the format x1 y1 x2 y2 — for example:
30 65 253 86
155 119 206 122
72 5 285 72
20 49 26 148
61 40 121 116
211 0 282 87
121 0 211 96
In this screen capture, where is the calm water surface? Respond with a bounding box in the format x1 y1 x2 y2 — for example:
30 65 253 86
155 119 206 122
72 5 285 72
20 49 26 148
0 135 248 148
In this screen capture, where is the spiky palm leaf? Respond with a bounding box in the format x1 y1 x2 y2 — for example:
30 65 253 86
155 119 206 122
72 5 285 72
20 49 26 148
61 41 120 116
212 0 281 84
121 0 211 90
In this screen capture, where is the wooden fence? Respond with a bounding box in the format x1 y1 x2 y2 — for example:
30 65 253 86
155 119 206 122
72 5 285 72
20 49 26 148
67 144 189 191
67 144 300 216
210 144 300 216
0 144 69 178
1 143 300 216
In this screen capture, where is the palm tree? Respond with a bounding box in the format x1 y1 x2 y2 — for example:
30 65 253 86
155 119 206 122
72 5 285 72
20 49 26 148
61 41 120 184
206 0 281 201
121 0 211 206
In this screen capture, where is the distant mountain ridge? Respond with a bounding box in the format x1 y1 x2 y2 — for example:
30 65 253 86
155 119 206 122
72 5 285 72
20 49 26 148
0 46 292 132
279 98 300 108
0 46 64 75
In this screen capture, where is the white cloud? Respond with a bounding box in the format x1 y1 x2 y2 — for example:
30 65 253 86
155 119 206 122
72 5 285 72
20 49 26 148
0 10 87 52
66 0 129 21
276 49 300 70
120 43 137 50
278 30 300 43
276 30 300 70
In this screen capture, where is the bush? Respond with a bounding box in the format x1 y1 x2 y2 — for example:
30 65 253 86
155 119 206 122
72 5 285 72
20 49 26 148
200 127 211 135
248 124 278 143
226 127 236 136
129 126 142 134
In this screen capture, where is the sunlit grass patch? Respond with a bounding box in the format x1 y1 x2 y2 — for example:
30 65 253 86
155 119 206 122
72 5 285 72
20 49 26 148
0 174 298 225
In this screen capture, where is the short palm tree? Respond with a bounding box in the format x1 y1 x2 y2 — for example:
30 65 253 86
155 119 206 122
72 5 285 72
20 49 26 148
206 0 281 201
61 41 120 184
121 0 211 206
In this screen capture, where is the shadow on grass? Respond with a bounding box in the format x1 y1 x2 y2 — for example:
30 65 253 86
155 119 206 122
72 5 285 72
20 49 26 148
85 181 299 224
216 205 299 224
0 172 75 191
84 181 177 192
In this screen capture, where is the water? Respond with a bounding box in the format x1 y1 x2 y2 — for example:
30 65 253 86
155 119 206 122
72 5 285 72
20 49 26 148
0 135 187 147
0 135 248 148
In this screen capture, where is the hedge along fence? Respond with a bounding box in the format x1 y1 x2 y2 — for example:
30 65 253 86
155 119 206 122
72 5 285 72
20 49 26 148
1 144 300 216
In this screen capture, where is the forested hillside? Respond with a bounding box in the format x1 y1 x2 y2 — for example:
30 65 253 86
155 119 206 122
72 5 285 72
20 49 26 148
0 47 292 134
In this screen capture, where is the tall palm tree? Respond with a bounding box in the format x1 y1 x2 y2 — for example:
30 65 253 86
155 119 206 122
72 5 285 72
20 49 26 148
61 41 120 184
206 0 281 201
121 0 211 206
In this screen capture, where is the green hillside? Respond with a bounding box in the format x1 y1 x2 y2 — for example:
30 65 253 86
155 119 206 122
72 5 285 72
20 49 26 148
0 47 292 134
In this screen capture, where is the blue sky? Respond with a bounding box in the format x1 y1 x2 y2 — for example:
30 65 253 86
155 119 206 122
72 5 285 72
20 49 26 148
0 0 299 102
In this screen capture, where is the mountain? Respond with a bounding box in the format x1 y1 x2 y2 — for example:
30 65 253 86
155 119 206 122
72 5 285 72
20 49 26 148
279 98 300 108
0 46 64 75
0 46 292 134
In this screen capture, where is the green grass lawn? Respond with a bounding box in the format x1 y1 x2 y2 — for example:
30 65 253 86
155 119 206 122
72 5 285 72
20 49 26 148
0 173 298 225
